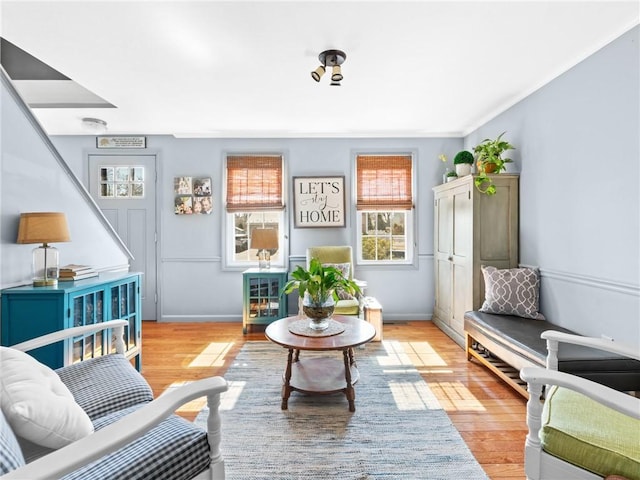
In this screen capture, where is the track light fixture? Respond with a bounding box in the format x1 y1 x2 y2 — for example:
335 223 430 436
311 49 346 86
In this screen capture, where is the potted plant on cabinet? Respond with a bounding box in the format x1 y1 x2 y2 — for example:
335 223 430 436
446 171 458 182
473 132 515 195
282 258 361 331
453 150 474 177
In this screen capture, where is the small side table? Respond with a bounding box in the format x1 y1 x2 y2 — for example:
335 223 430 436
362 297 383 341
242 268 288 334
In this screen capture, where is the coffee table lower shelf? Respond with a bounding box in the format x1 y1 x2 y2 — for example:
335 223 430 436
283 355 360 411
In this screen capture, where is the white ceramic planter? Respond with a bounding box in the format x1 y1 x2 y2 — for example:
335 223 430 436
455 163 472 177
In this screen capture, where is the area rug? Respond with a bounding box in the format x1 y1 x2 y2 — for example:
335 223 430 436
195 342 489 480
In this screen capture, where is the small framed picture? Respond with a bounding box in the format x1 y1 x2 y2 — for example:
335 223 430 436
174 176 212 215
293 176 345 228
174 195 193 215
174 176 192 195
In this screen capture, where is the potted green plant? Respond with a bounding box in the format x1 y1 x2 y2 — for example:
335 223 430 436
446 171 458 182
473 132 515 195
282 258 361 330
453 150 474 177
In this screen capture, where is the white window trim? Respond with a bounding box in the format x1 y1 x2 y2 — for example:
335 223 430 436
351 150 418 267
222 151 289 271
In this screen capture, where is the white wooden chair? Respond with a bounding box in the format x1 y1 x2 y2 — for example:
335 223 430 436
0 320 227 480
520 331 640 480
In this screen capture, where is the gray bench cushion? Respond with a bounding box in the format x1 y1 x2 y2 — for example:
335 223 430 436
464 311 640 391
56 355 154 421
62 404 210 480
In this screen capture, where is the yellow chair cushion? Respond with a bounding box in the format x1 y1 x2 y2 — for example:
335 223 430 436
541 385 640 479
334 299 360 316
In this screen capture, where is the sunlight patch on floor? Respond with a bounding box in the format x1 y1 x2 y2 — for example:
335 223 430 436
161 381 207 414
388 380 442 410
377 341 485 413
377 340 448 368
220 380 245 411
429 381 486 412
159 379 245 414
376 340 414 366
188 341 234 368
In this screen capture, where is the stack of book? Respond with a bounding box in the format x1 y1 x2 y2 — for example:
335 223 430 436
59 264 98 282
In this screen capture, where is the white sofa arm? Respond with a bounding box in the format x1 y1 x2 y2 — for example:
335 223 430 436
1 376 228 480
542 330 640 371
10 319 128 355
519 366 640 478
520 367 640 418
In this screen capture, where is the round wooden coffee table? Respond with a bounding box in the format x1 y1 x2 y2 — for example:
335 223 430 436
265 315 376 412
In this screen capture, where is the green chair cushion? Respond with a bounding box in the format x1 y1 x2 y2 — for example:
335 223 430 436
541 385 640 479
334 299 359 316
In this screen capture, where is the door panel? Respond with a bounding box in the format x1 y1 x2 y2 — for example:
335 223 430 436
453 190 471 258
88 155 157 320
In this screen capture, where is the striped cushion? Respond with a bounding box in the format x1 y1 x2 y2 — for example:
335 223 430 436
542 386 640 479
62 405 210 480
0 409 25 475
56 355 154 421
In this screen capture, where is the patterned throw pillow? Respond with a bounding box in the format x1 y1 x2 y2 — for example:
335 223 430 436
322 262 350 279
480 266 545 319
336 289 355 301
322 263 354 300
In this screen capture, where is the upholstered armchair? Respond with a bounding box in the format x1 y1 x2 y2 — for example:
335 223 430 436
520 331 639 480
0 320 227 480
305 246 364 316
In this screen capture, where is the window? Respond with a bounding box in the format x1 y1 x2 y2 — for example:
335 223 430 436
225 155 285 268
100 166 144 198
356 154 414 264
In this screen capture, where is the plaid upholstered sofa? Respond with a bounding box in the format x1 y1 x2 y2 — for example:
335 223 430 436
0 320 227 480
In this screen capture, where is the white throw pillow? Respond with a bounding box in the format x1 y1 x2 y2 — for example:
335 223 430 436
0 347 94 449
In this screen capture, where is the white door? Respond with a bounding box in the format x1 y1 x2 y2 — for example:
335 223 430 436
88 154 157 320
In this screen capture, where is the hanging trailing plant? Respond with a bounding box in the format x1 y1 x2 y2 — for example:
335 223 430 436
473 132 515 195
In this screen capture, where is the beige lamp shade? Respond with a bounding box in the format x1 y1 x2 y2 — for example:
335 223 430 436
250 228 278 250
17 212 71 244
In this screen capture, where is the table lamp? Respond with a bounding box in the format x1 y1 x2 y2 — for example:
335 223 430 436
17 212 71 287
250 228 278 269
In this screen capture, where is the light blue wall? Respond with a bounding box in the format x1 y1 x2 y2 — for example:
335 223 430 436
52 135 463 322
465 26 640 347
4 25 638 347
0 71 131 288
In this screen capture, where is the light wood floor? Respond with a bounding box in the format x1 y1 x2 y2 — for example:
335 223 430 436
141 320 527 480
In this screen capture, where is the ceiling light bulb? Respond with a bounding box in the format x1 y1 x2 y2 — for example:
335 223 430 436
311 65 325 82
331 65 343 82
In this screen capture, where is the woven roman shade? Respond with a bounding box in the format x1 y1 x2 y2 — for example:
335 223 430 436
226 155 284 211
356 154 413 210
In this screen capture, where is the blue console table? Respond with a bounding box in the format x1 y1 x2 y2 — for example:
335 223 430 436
1 272 142 370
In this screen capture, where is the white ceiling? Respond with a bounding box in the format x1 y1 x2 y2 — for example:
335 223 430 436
1 1 638 138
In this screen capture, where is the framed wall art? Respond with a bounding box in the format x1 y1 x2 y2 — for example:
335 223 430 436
174 176 212 215
293 176 345 228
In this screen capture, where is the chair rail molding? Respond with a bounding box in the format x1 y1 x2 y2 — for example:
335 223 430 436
520 264 639 297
